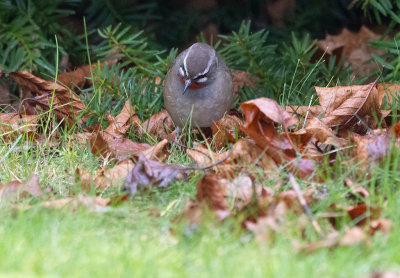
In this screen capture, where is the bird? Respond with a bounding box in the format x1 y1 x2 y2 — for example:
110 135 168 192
164 42 233 133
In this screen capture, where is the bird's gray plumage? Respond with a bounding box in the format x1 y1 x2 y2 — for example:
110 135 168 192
164 42 233 129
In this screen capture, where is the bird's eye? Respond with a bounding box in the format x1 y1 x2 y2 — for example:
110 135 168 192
179 66 185 77
194 74 207 83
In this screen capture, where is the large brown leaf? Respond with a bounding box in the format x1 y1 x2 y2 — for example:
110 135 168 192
241 98 315 177
9 71 86 125
104 100 140 140
316 83 384 131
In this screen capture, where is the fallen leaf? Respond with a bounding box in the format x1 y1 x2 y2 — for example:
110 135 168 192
212 114 244 150
138 110 174 140
339 226 367 246
316 26 386 78
232 70 258 95
316 83 384 131
369 219 391 235
362 271 400 278
9 71 86 126
351 131 391 168
196 174 230 219
41 194 110 210
89 131 151 160
0 113 39 141
347 203 381 226
77 159 135 191
0 174 42 200
124 153 186 195
187 139 278 175
104 100 140 140
241 98 315 177
57 60 115 89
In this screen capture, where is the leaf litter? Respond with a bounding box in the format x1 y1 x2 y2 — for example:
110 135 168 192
1 50 399 254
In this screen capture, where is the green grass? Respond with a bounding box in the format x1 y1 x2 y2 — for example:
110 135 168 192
1 130 400 278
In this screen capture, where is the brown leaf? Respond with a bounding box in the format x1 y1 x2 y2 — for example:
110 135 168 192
57 60 115 89
286 105 323 120
316 26 386 78
212 114 244 150
232 70 258 95
138 110 174 140
0 174 42 200
0 113 39 141
351 131 391 168
316 83 384 131
362 271 400 278
347 203 381 226
141 138 169 161
89 131 151 160
245 216 280 244
9 71 86 125
124 153 186 195
377 83 400 108
266 0 295 27
369 219 391 235
104 100 140 140
187 139 278 175
220 175 274 211
339 227 367 246
196 174 230 219
77 159 135 191
41 194 110 210
241 98 315 177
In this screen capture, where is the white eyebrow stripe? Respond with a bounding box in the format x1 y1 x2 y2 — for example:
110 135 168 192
183 45 193 77
193 50 216 79
179 66 184 76
195 77 208 83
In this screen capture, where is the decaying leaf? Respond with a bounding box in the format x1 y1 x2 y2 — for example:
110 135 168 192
316 26 386 78
138 110 174 140
187 139 278 175
9 71 86 126
0 174 42 201
212 114 244 150
196 174 230 219
89 131 151 160
77 159 135 191
232 70 258 95
41 194 110 210
316 83 384 131
124 153 186 195
351 130 392 168
241 98 315 177
0 113 39 141
104 100 140 140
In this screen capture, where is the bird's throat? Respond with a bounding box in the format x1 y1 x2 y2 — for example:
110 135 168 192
179 76 204 90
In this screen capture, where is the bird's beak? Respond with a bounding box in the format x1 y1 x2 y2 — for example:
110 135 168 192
183 79 191 95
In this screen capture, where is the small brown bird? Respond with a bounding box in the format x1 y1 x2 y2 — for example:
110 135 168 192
164 42 233 132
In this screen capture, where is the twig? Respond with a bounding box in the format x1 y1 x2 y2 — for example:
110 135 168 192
289 174 323 237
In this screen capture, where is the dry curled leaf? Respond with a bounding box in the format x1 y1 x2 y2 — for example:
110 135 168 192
104 100 140 140
241 98 315 177
124 153 186 195
89 131 151 160
316 82 385 131
212 114 244 150
0 113 39 141
196 174 230 219
41 194 110 210
316 26 386 78
138 110 174 140
77 159 135 191
0 174 42 201
9 71 86 126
